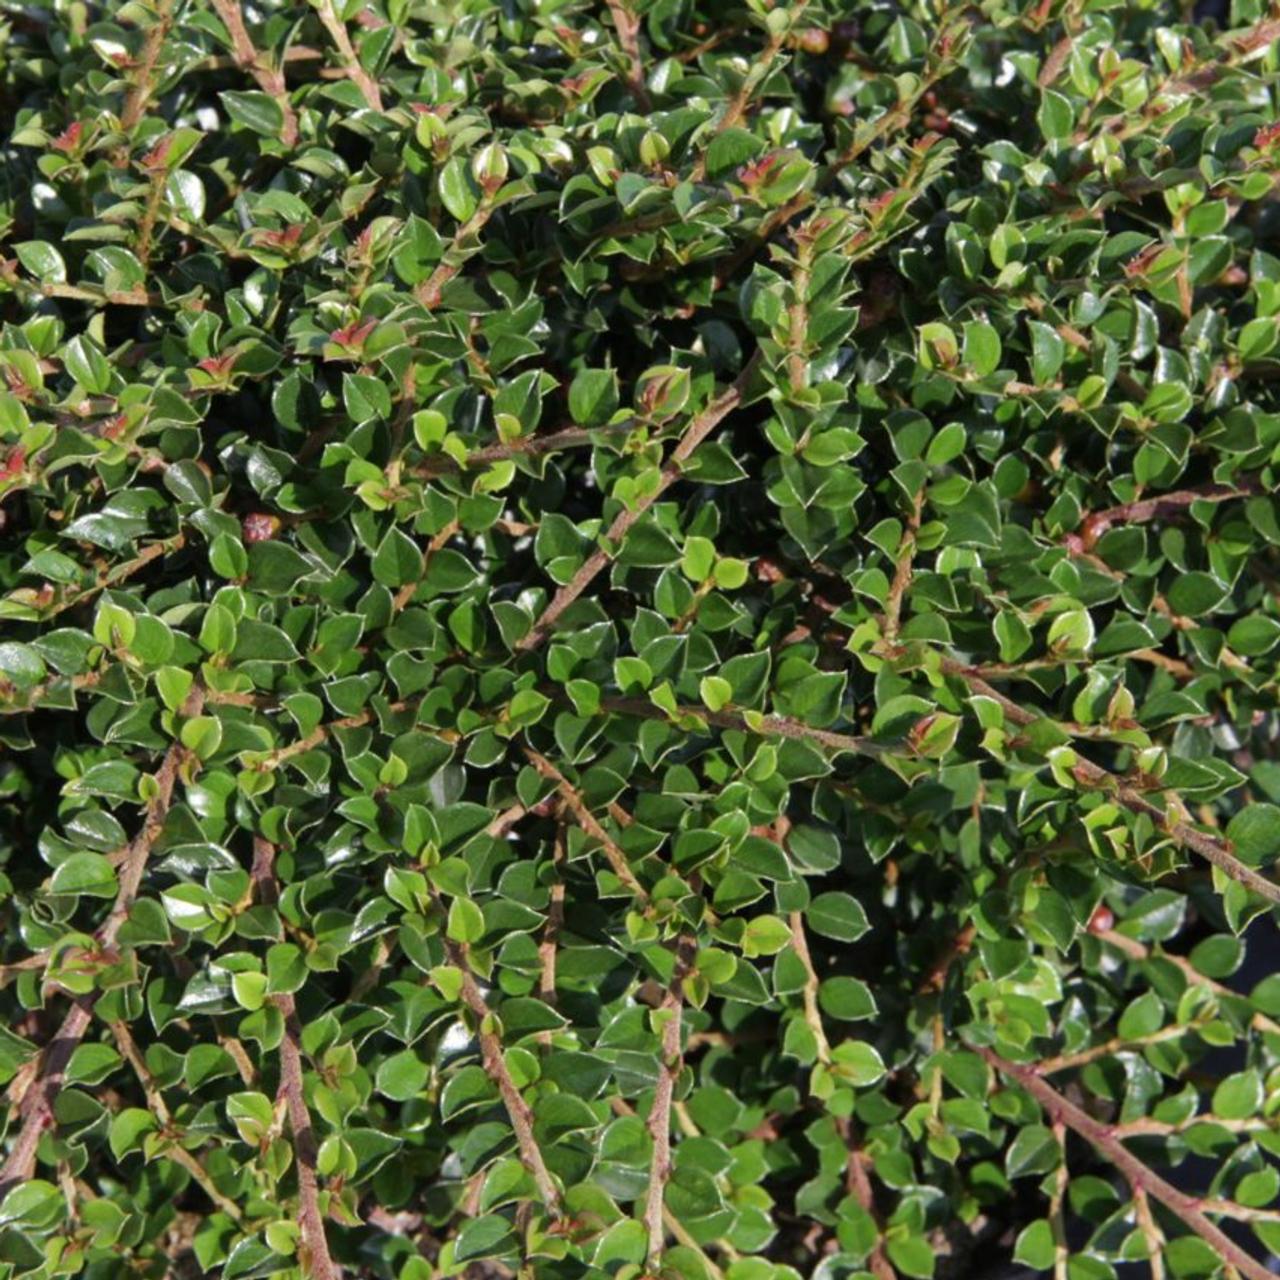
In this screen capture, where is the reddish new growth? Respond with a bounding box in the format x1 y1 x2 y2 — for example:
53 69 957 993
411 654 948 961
1255 121 1280 149
196 353 238 379
737 152 784 188
330 319 378 351
242 513 279 544
140 135 174 172
0 447 26 481
3 365 33 399
1123 243 1165 278
256 225 304 252
864 188 900 221
51 121 83 153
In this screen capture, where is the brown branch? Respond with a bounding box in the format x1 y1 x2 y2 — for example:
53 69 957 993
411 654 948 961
209 0 300 146
786 239 812 394
643 934 696 1269
597 696 879 757
690 4 807 180
39 535 186 623
313 0 383 111
410 422 634 478
38 282 159 307
539 818 566 1025
842 1130 895 1280
414 204 494 309
609 1098 726 1277
277 993 342 1280
252 841 342 1280
522 749 649 901
605 0 651 110
441 931 564 1215
1080 480 1260 550
1098 930 1280 1037
940 658 1280 907
391 520 458 613
0 684 204 1197
882 490 923 644
979 1047 1274 1280
110 1020 244 1221
118 1 173 139
788 912 831 1064
515 353 760 652
1037 1022 1198 1075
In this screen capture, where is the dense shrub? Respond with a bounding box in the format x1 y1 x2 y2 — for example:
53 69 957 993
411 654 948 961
3 1 1280 1279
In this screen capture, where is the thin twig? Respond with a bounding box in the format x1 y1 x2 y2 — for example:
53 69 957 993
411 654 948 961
1098 930 1280 1038
842 1128 895 1280
979 1047 1273 1280
0 685 204 1197
643 934 696 1269
788 912 831 1065
786 238 812 393
522 749 648 901
1049 1121 1069 1280
610 1098 725 1279
1037 1022 1198 1076
313 0 383 110
539 816 566 1027
883 490 923 644
110 1021 244 1221
118 1 174 139
209 0 299 145
410 422 634 478
690 4 807 180
1079 480 1260 549
253 840 342 1280
414 204 493 308
441 929 564 1215
605 0 650 109
516 353 760 652
940 659 1280 906
596 696 879 757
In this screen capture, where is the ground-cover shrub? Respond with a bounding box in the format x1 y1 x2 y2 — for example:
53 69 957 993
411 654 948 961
2 1 1280 1278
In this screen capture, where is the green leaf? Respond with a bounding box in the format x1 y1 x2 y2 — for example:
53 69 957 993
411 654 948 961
805 892 869 942
1117 991 1163 1040
1227 805 1280 867
50 852 117 898
700 676 732 712
219 90 286 136
0 641 47 690
962 320 1001 376
447 897 484 944
453 1214 517 1262
344 372 393 422
818 976 876 1021
372 527 422 588
440 155 479 223
376 1050 429 1101
1212 1069 1262 1120
568 368 620 427
1036 90 1073 140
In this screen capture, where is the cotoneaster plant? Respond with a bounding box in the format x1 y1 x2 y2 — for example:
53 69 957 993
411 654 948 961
1 2 1280 1280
